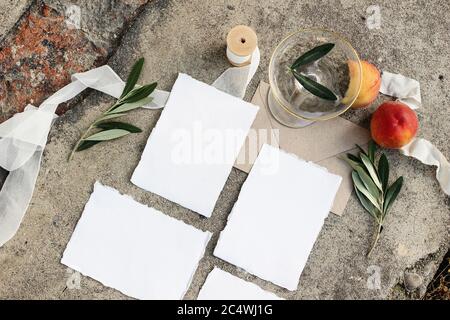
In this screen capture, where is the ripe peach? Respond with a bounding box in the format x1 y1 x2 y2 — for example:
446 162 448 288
370 101 419 149
342 60 381 109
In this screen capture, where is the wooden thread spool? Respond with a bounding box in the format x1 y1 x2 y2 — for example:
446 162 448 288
226 25 258 67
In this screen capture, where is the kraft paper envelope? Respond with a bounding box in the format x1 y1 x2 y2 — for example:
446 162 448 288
234 82 371 216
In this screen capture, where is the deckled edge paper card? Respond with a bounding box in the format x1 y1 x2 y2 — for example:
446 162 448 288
61 182 212 300
215 144 342 291
234 81 371 216
131 73 259 218
198 267 284 300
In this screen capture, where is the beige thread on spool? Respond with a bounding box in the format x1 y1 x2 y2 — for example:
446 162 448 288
226 25 258 67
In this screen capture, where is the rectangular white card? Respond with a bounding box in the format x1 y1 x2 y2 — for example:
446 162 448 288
61 182 211 300
131 73 259 218
198 267 283 300
214 144 342 291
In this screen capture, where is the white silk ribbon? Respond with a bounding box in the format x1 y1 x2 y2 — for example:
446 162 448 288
212 47 260 99
401 138 450 195
0 66 169 246
380 71 421 110
0 50 260 247
380 71 450 195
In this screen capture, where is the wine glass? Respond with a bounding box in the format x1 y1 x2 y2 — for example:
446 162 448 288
268 29 362 128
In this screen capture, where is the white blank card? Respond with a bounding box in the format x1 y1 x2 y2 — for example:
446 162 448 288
214 144 342 291
198 267 283 300
131 73 259 218
61 182 211 300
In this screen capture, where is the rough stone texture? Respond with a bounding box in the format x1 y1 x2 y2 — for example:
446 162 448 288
0 0 148 123
0 0 31 42
404 272 423 292
0 0 449 300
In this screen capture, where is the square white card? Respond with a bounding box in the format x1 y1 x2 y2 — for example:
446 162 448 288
198 267 283 300
214 144 342 291
61 182 211 300
131 73 259 217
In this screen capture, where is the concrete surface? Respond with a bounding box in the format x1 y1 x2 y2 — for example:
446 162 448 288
0 0 449 299
0 0 31 42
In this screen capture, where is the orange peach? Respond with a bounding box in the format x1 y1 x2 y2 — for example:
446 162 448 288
370 101 419 149
342 60 381 109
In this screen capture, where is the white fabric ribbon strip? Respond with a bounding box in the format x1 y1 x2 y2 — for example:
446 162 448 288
212 47 260 99
401 138 450 194
380 71 421 110
0 66 129 246
380 71 450 195
0 51 259 247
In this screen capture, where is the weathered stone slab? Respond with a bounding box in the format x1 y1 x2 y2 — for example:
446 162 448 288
0 0 449 300
0 0 31 42
0 0 148 123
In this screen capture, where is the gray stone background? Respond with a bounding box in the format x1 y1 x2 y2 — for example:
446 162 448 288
0 0 449 299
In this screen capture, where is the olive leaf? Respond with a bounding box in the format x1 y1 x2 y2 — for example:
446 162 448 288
342 141 404 257
290 43 337 101
292 71 337 101
360 153 382 191
84 129 131 141
378 153 389 193
76 140 101 152
342 155 363 171
346 153 363 164
290 43 335 70
95 113 127 123
354 185 379 220
352 171 381 211
383 176 403 216
355 144 368 157
368 140 377 163
69 58 157 160
75 122 141 152
354 166 380 200
120 58 144 99
108 97 153 114
120 83 157 104
96 121 142 133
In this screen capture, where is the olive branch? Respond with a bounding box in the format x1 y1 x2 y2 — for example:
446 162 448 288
69 58 156 161
343 141 404 257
